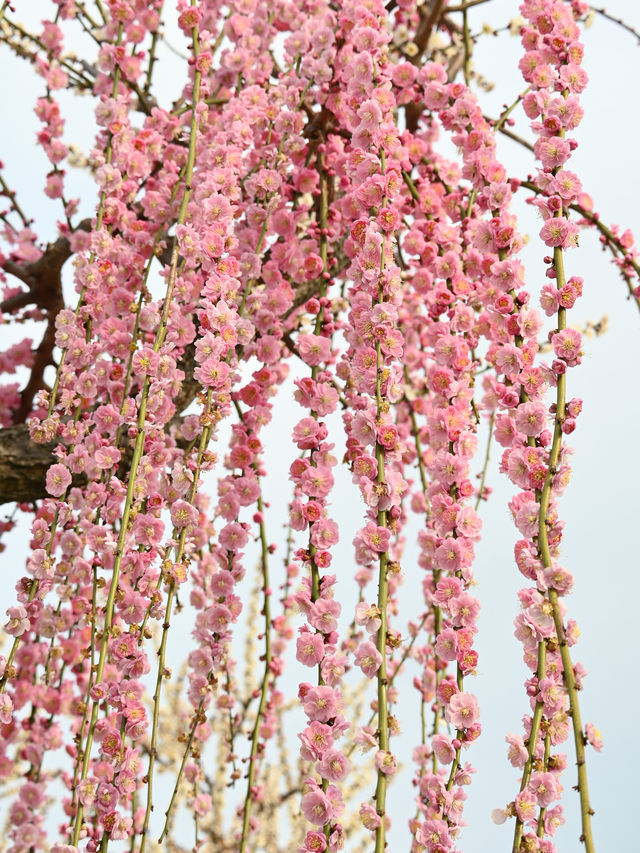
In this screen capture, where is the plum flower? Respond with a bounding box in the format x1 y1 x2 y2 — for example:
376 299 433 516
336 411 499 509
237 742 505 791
445 692 480 730
296 631 325 667
297 334 331 367
359 802 381 830
540 217 579 249
309 518 339 549
0 693 13 723
515 788 537 823
357 99 382 132
585 722 603 751
317 749 351 782
354 641 382 678
299 722 334 761
361 522 391 553
170 499 198 529
300 788 333 826
529 771 559 807
302 686 339 722
515 401 548 437
552 328 582 366
505 733 528 768
418 819 451 850
355 601 382 633
45 463 71 497
491 807 510 825
4 605 30 637
375 750 397 776
298 831 327 852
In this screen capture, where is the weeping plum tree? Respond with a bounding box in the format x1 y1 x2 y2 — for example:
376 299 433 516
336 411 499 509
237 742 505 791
0 0 636 851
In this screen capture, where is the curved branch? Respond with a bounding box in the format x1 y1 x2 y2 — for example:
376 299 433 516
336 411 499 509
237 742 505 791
591 5 640 44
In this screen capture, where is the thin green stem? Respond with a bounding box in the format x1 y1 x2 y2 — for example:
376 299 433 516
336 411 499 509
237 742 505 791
238 493 272 851
138 584 176 853
374 148 390 853
0 507 60 693
548 588 595 852
493 88 530 136
512 642 547 852
536 732 552 838
532 244 595 853
158 695 207 843
138 386 214 851
474 410 495 511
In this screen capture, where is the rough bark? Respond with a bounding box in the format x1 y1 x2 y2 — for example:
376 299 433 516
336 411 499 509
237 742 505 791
0 424 83 504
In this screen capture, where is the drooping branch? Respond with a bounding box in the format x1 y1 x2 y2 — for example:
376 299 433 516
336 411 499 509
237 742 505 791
591 5 640 43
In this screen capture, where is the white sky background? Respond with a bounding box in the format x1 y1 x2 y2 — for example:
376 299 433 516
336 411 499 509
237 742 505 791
1 1 640 851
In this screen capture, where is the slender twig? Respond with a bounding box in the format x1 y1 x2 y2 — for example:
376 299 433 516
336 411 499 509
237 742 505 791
143 0 164 97
412 0 447 64
447 0 492 11
497 125 535 152
233 399 274 852
591 5 640 43
475 410 495 511
532 224 595 852
372 149 393 853
0 172 31 228
520 180 640 311
158 696 208 842
462 5 472 86
237 486 273 850
0 1 12 25
346 613 428 761
512 643 547 852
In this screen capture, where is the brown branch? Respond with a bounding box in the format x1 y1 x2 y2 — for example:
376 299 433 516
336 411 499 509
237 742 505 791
412 0 447 63
14 312 57 423
1 220 92 423
519 178 640 308
591 5 640 44
446 0 491 11
495 124 535 152
0 424 84 504
0 172 32 229
0 339 196 503
1 220 92 311
404 1 455 132
0 288 34 313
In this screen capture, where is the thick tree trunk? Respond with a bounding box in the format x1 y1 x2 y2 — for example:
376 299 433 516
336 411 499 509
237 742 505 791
0 424 69 504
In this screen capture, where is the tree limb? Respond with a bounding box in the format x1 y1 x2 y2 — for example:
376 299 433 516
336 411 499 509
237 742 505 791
0 424 84 504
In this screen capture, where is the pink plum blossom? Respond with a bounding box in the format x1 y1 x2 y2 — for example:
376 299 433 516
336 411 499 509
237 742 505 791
445 692 480 730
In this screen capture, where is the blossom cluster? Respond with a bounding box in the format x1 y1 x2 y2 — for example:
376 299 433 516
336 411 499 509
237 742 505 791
484 2 596 851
